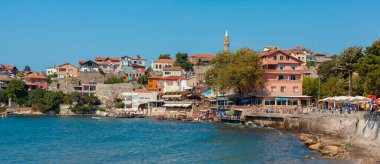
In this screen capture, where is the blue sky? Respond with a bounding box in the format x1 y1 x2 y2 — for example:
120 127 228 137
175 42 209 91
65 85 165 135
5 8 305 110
1 0 380 71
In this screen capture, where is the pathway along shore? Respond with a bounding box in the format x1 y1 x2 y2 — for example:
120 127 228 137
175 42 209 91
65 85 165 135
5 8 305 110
242 112 380 163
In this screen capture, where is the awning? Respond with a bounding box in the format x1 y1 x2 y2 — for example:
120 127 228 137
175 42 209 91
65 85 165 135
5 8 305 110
162 95 182 98
163 104 192 107
181 104 192 107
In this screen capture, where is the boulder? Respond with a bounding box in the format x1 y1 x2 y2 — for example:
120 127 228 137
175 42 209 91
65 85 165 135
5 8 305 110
299 133 312 141
309 143 321 151
305 138 317 145
321 145 339 156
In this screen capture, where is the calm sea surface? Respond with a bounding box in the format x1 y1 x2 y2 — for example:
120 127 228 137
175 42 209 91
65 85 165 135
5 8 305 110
0 116 349 163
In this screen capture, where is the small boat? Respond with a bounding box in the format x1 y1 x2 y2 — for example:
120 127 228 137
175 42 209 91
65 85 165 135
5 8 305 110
92 117 101 119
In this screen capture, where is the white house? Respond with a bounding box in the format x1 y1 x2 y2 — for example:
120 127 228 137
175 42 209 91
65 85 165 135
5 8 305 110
121 90 157 112
162 76 192 93
45 67 57 76
151 59 176 72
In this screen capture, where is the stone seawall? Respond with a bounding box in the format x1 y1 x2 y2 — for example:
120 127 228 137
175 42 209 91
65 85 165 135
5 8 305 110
96 83 141 108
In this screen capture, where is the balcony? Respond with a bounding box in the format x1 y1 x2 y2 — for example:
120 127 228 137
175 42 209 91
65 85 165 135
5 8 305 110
264 69 302 74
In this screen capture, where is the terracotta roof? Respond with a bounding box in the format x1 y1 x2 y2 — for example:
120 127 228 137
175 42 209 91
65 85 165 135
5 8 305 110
163 66 182 71
162 76 185 81
22 72 47 79
134 89 151 93
56 63 78 68
0 76 13 81
188 54 214 59
260 50 303 62
95 57 120 62
153 59 176 63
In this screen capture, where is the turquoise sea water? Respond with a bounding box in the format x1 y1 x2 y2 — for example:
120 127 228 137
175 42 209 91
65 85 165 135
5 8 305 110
0 116 347 163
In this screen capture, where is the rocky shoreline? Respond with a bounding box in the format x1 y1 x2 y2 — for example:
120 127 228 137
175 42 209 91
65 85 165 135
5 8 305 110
299 133 379 164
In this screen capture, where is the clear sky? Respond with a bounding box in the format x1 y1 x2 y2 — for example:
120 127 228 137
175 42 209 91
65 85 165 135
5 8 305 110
1 0 380 71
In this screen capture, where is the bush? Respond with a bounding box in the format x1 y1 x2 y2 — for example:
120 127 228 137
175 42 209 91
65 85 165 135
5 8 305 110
70 105 105 114
104 76 124 84
0 106 6 113
31 103 47 112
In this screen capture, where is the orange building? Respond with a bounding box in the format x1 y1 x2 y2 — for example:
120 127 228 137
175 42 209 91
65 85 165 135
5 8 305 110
56 63 78 79
147 76 163 91
22 72 48 91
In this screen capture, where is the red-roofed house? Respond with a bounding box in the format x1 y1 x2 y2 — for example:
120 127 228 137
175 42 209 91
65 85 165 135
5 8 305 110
56 63 78 79
95 57 121 74
147 76 163 91
22 72 48 91
0 64 18 77
163 66 183 77
151 59 176 72
188 54 214 65
0 75 13 90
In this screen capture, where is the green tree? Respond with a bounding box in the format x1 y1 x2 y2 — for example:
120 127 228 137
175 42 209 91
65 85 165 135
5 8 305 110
206 48 264 97
158 54 171 59
306 61 315 68
174 52 193 71
336 46 364 77
0 90 8 105
6 80 27 105
138 75 149 85
317 59 338 82
26 89 45 107
321 76 348 97
43 91 64 112
302 76 319 98
354 39 380 96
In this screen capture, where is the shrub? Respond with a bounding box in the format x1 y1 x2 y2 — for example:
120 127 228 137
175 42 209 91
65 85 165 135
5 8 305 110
104 76 124 84
31 103 47 112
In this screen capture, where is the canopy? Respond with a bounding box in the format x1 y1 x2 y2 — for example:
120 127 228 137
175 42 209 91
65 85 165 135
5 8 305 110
319 96 370 102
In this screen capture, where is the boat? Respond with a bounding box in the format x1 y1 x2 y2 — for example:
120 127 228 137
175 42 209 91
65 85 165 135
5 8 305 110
92 117 101 119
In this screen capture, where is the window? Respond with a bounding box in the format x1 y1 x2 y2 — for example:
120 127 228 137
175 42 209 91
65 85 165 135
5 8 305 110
291 65 297 70
165 72 170 75
271 86 276 92
265 100 275 105
278 64 285 70
290 75 296 80
280 56 283 60
134 61 137 64
278 75 285 80
286 56 289 60
288 100 298 106
281 86 286 92
261 87 266 92
293 86 298 93
273 56 277 60
59 68 66 72
68 69 73 73
276 100 287 106
139 61 142 64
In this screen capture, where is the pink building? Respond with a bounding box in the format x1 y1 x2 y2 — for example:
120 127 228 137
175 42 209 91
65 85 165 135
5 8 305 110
255 50 310 108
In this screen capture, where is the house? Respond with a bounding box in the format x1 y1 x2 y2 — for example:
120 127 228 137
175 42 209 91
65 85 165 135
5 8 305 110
79 60 99 72
188 54 214 65
0 75 13 90
0 64 18 77
45 67 57 76
147 76 164 91
254 49 310 108
162 66 183 77
119 55 147 80
22 72 48 91
121 90 157 113
56 63 79 79
151 59 176 72
162 76 191 92
95 57 121 74
73 81 97 95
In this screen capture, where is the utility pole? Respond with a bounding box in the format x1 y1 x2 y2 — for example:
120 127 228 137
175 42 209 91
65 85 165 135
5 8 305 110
348 70 352 96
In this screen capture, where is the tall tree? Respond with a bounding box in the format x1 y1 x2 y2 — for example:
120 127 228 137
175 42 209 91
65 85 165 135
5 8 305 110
354 39 380 96
174 52 193 71
317 59 338 82
336 46 364 77
321 76 348 97
158 54 171 59
205 48 264 97
6 80 28 106
302 76 319 98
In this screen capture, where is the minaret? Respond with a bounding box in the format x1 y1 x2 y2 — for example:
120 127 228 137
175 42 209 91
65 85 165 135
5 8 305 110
224 30 230 53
